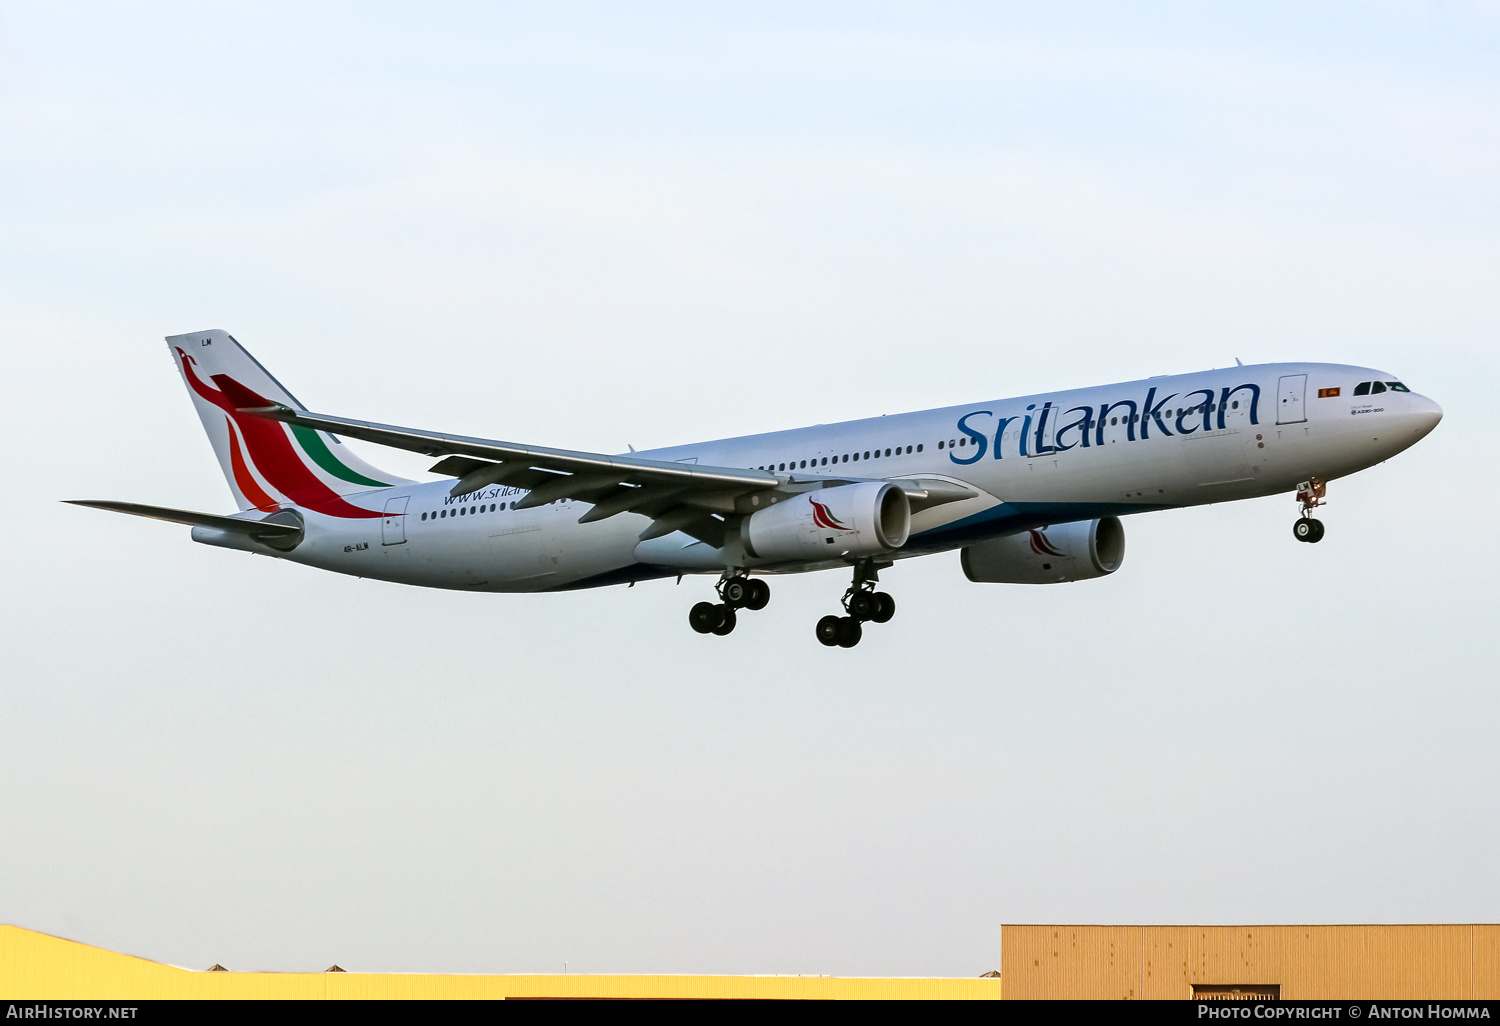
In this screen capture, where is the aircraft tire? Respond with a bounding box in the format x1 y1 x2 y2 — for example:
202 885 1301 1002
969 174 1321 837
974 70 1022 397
848 591 877 620
870 592 896 624
1305 518 1325 543
722 577 751 607
711 606 737 636
836 617 862 648
744 579 771 611
815 615 843 647
690 601 724 634
1294 518 1317 543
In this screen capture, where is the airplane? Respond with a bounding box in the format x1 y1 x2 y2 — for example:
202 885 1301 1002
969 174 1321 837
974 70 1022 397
70 330 1443 648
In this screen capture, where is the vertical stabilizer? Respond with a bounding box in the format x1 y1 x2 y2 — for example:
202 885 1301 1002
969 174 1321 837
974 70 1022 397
166 330 410 514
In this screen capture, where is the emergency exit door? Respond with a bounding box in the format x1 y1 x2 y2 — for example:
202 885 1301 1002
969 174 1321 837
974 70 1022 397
1276 374 1307 424
382 496 409 545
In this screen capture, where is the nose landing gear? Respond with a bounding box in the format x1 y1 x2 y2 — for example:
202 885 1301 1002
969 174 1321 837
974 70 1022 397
1293 478 1327 544
688 574 770 636
816 560 895 649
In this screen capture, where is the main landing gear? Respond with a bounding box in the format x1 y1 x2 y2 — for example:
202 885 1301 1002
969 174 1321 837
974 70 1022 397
1293 477 1327 544
688 574 770 636
816 561 895 649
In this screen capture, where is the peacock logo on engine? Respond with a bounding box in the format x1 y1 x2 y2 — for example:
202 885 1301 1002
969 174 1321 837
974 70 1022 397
1028 529 1065 557
809 498 850 531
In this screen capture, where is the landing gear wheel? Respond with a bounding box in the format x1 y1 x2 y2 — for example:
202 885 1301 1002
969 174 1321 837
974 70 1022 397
1293 518 1325 544
711 606 737 636
870 592 896 624
743 579 771 611
836 617 863 648
721 576 751 607
847 591 877 620
816 615 843 647
1293 479 1328 544
689 601 724 634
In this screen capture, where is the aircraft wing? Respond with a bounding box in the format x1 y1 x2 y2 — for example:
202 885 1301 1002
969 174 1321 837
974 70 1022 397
231 393 777 547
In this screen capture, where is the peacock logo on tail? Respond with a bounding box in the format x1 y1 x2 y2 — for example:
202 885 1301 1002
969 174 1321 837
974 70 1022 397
175 347 388 519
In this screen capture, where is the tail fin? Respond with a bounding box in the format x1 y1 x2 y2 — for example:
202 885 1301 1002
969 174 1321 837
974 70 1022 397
167 330 411 513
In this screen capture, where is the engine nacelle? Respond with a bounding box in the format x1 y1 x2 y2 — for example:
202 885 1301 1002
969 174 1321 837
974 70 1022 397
960 517 1125 584
743 482 910 562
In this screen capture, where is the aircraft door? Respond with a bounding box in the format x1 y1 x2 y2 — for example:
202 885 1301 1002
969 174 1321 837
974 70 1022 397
1038 403 1062 455
382 496 409 545
1276 374 1307 424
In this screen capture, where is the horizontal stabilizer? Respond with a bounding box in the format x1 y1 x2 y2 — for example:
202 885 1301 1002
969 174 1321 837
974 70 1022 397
65 500 304 549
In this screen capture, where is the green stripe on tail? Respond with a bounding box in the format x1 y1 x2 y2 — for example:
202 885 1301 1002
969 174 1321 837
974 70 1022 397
291 425 392 488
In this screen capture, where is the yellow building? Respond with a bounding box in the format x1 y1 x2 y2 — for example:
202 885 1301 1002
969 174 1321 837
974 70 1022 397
0 925 997 1001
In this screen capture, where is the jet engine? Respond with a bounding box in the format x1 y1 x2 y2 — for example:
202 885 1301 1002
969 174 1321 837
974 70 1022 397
960 516 1125 584
743 482 910 562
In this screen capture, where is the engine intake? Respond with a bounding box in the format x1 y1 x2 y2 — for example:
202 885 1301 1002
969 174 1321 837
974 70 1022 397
743 481 909 562
960 517 1125 584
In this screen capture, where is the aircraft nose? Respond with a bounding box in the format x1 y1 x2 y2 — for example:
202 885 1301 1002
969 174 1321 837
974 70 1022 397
1408 394 1443 438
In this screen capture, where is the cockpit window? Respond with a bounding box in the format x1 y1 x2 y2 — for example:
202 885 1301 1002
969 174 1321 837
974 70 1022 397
1370 381 1387 394
1387 381 1410 392
1353 382 1371 396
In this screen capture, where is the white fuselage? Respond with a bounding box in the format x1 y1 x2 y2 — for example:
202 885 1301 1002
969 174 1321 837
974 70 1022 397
202 362 1440 592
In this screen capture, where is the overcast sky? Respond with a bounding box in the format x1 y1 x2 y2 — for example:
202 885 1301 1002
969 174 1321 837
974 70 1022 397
1 2 1497 977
